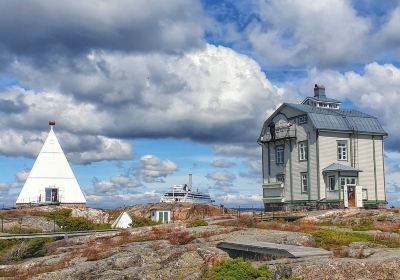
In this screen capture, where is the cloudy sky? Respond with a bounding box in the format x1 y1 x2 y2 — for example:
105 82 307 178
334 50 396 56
1 0 400 208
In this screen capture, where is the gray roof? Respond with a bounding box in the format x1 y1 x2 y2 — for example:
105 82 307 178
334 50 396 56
323 163 361 173
303 96 341 104
285 103 387 135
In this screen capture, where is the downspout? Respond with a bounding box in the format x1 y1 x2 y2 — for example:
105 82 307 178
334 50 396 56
307 132 311 202
382 136 387 204
316 130 320 201
373 136 378 203
289 140 293 203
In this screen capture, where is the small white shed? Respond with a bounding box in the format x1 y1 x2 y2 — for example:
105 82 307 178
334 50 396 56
112 211 133 229
150 209 171 224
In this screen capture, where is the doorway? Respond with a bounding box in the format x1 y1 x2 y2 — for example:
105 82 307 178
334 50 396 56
45 188 58 203
347 185 356 207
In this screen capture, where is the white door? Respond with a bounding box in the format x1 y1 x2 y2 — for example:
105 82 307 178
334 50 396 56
343 185 348 208
355 186 363 208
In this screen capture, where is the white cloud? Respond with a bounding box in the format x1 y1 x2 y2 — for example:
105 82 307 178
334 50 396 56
245 0 371 67
206 170 236 189
16 169 30 182
211 159 236 168
302 62 400 148
239 159 262 179
139 155 178 183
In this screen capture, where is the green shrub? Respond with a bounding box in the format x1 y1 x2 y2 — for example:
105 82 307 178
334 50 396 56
0 238 55 263
188 220 208 227
202 258 302 280
203 258 272 280
35 209 110 231
130 217 159 228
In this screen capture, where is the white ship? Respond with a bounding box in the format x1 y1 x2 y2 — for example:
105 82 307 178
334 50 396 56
160 174 213 204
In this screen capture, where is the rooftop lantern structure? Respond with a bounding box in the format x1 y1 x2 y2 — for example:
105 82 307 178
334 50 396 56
301 84 341 109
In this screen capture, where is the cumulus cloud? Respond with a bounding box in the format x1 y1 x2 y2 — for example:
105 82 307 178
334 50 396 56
206 170 236 190
0 0 206 65
15 169 30 183
211 159 236 168
301 62 400 150
239 159 262 179
93 174 141 195
86 190 161 208
244 0 371 67
138 155 178 183
0 44 287 162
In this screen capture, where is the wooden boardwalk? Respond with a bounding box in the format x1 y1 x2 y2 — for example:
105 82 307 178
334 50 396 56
217 241 332 259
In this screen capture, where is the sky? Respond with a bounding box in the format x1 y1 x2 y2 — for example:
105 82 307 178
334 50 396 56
1 0 400 208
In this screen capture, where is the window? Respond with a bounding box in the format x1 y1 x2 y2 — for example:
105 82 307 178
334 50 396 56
337 141 348 161
298 115 307 124
340 178 346 189
298 141 308 161
301 173 308 193
328 176 336 191
276 145 284 164
276 174 285 183
346 178 356 185
362 189 368 200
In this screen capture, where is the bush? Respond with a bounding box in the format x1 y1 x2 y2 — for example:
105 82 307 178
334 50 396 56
188 220 208 227
35 209 110 231
203 258 272 280
0 238 54 263
130 217 159 228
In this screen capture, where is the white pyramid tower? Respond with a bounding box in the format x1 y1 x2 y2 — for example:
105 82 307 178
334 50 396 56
16 122 86 206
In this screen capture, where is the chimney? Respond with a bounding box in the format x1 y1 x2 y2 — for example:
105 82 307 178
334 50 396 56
314 84 326 98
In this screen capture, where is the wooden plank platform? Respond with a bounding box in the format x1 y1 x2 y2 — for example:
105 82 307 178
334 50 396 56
217 241 332 259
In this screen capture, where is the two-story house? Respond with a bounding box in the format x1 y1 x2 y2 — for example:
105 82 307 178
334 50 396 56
258 85 387 211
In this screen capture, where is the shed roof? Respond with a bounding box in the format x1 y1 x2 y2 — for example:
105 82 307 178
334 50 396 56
322 163 361 173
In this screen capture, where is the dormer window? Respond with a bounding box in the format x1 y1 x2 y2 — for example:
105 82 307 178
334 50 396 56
298 115 307 124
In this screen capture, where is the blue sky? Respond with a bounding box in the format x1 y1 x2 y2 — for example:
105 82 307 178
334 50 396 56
0 0 400 208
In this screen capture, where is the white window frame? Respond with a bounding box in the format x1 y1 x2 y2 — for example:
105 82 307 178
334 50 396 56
301 173 308 193
299 141 308 161
337 141 348 161
328 176 336 191
276 145 284 164
362 189 368 200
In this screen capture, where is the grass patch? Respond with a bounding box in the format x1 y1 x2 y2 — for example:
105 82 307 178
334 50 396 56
35 209 110 231
2 226 43 234
188 219 208 227
306 229 400 250
202 258 301 280
130 217 160 227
